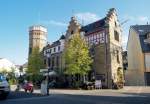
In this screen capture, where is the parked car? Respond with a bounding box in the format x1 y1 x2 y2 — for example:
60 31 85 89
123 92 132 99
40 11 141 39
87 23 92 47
0 74 10 99
48 80 57 88
81 81 95 90
23 81 34 93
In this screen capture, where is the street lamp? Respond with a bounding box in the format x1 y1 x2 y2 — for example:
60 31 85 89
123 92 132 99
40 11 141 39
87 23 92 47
46 53 50 95
47 67 50 95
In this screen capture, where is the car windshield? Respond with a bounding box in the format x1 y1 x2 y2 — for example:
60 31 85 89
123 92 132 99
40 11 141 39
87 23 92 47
0 74 6 82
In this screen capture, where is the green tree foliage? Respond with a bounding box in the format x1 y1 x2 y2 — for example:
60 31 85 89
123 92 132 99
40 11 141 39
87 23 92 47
64 34 93 76
27 47 44 75
117 68 124 83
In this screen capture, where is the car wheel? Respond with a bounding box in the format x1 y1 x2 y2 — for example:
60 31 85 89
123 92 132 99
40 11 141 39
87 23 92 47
0 93 8 100
25 89 27 92
30 89 34 93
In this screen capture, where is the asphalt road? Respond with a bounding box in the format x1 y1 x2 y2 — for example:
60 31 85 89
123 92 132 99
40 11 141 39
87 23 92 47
0 87 150 104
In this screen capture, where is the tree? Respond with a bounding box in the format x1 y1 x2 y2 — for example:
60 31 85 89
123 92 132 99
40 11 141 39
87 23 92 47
116 68 124 89
27 47 44 75
19 66 23 76
64 33 93 87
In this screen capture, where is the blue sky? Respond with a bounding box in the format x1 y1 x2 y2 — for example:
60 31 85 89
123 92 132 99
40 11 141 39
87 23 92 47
0 0 150 65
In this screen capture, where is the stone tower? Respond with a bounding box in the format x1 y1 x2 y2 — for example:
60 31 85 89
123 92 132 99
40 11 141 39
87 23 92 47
29 25 47 55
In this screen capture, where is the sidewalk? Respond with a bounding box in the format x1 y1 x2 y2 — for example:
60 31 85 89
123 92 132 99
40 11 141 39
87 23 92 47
10 85 102 95
10 85 150 95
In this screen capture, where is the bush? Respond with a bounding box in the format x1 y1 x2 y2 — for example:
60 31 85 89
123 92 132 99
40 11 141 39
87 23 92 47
9 78 17 85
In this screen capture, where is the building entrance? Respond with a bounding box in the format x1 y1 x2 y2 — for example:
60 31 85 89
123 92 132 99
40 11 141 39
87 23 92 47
145 72 150 86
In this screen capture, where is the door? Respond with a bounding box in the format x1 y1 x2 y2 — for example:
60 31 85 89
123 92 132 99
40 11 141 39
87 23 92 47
145 72 150 86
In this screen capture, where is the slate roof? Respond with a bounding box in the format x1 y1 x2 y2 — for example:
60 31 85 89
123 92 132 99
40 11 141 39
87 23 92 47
60 35 66 40
81 17 106 35
45 35 65 49
131 25 150 52
51 40 61 47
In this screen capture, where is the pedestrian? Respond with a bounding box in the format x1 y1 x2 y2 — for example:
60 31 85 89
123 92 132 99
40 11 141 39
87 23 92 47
41 77 47 95
99 80 102 89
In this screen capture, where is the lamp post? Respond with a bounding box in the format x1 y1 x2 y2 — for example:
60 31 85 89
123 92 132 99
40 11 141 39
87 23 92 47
47 67 50 95
46 53 50 95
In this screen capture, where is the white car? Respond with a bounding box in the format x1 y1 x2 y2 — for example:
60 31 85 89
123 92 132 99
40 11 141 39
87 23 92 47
0 74 10 99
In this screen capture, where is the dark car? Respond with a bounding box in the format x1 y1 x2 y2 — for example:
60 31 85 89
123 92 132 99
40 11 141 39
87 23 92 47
81 81 95 90
0 74 10 99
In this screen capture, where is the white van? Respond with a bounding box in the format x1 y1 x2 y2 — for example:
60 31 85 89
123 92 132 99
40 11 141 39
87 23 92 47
0 74 10 99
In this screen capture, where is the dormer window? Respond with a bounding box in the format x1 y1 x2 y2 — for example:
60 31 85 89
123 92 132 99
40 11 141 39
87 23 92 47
147 33 150 39
144 33 150 44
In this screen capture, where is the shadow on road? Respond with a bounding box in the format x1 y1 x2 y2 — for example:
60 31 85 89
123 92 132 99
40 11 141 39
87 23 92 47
0 91 150 104
7 91 44 100
54 92 150 104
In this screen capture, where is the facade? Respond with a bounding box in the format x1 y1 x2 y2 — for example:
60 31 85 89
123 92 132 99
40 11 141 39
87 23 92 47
43 35 65 74
29 25 47 55
126 25 150 86
43 8 123 88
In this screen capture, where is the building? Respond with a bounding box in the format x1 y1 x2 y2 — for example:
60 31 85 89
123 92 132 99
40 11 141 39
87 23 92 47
43 35 65 74
43 8 123 88
0 58 19 76
29 25 47 55
126 25 150 86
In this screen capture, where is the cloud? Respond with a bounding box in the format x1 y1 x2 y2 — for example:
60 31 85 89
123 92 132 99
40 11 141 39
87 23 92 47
138 16 149 22
121 15 149 50
75 12 100 25
122 15 149 23
42 20 68 27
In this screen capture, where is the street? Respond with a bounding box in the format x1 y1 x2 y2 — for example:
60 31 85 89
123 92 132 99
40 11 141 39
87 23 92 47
0 86 150 104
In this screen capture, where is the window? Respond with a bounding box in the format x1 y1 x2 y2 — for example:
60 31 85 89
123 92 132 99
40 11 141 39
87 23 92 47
58 46 60 51
52 57 55 68
71 30 74 34
44 59 46 65
147 33 150 39
29 48 32 55
114 30 119 41
116 50 120 63
54 47 56 52
115 21 117 27
56 56 59 66
48 58 51 67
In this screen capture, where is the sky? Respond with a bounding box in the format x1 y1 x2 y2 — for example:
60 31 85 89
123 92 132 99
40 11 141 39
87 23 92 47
0 0 150 65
